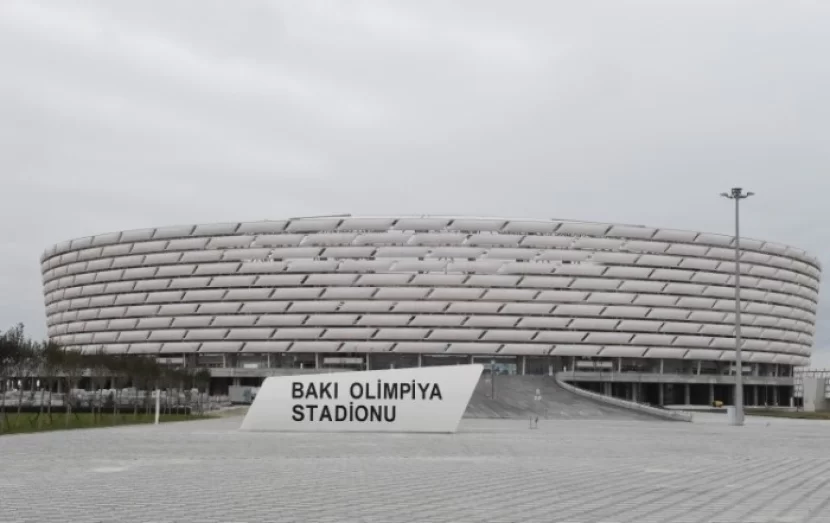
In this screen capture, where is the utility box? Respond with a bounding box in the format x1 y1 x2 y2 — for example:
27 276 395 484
802 377 828 412
229 386 259 405
726 406 737 424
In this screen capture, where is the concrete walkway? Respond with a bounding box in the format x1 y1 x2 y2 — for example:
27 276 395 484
3 413 830 522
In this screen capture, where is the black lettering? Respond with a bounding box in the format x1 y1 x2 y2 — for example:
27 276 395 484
320 382 332 400
369 405 383 421
384 405 396 422
354 405 368 422
350 382 363 399
320 405 333 422
292 382 304 399
335 405 348 421
366 381 377 400
306 404 318 420
383 382 398 400
292 404 304 421
306 383 317 399
400 383 411 397
418 382 429 399
430 384 443 400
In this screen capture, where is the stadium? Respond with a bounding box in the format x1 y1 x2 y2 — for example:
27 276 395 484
40 215 821 409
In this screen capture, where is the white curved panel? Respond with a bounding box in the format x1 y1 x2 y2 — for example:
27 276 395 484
586 292 636 305
185 329 228 341
373 288 430 300
616 319 662 332
394 217 450 231
287 301 338 313
305 274 358 286
428 329 482 341
225 289 274 301
447 302 502 314
375 328 430 340
411 274 467 286
500 262 555 275
636 255 681 267
409 316 466 327
590 252 639 264
272 288 322 300
554 264 607 277
321 287 377 300
570 278 621 290
632 295 678 307
500 303 553 315
463 315 518 328
128 343 162 354
602 306 650 318
212 316 258 327
196 302 242 314
193 222 240 236
483 288 537 301
167 238 209 251
600 346 647 357
207 236 253 249
605 267 653 283
42 217 820 369
171 316 213 328
619 280 665 293
354 232 411 246
466 233 521 247
515 317 570 329
676 297 717 309
194 262 240 275
552 304 604 316
228 328 276 340
256 314 307 326
338 217 396 231
356 315 411 327
585 332 634 344
672 336 713 348
633 334 676 346
392 260 448 272
535 331 586 343
484 247 544 261
684 349 723 360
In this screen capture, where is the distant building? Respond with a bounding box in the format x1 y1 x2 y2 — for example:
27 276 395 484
41 215 821 406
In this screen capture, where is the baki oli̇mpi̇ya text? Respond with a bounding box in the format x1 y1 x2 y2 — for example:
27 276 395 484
291 379 444 422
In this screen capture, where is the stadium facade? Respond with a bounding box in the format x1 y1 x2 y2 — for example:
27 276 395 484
40 216 821 407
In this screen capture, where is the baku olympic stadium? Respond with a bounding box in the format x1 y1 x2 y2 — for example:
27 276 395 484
40 216 821 408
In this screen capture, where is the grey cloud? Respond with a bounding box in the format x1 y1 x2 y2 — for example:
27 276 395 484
1 0 829 365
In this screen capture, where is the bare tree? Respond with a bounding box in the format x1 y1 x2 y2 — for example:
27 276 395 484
0 325 24 432
62 349 84 428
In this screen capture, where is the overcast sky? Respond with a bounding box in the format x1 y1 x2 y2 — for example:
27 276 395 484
2 0 829 365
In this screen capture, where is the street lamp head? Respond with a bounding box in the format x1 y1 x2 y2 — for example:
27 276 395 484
720 192 730 198
746 191 755 197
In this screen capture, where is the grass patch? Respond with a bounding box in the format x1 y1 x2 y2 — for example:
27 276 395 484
0 411 213 435
746 409 830 420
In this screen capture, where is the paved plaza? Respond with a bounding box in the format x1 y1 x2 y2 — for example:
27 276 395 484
2 414 830 522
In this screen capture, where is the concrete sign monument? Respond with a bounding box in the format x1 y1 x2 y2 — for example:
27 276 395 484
240 364 482 433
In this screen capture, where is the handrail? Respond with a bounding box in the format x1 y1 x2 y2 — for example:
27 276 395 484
555 375 693 422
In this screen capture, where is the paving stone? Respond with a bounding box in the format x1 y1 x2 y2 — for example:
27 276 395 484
1 414 830 522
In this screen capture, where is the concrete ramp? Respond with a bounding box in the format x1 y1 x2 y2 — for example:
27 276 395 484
464 375 653 420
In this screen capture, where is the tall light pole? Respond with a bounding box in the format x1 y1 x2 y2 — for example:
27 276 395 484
721 187 754 426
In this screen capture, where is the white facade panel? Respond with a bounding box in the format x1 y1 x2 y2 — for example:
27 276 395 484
42 217 820 370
